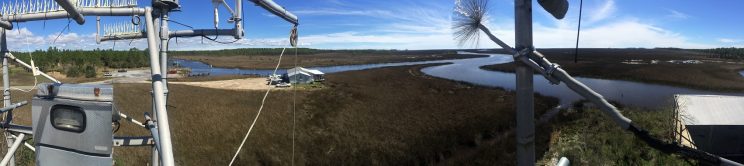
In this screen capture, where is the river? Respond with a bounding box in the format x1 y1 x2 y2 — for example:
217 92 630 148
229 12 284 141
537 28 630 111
171 53 744 107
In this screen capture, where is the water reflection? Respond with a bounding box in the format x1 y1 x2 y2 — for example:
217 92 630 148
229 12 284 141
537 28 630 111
172 53 744 108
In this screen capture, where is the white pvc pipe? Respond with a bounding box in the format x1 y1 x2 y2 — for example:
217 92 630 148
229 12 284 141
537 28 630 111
556 157 570 166
8 134 33 152
144 7 175 166
0 133 24 166
5 53 60 83
119 113 146 128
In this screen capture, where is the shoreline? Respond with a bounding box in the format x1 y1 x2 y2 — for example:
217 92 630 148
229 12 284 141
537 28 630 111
172 53 488 70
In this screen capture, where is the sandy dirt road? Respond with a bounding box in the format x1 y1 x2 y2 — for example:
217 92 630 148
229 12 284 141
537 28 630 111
169 77 278 90
78 69 278 91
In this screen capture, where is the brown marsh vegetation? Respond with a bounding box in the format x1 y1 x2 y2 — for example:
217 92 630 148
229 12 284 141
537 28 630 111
482 48 744 92
108 64 557 165
175 52 487 69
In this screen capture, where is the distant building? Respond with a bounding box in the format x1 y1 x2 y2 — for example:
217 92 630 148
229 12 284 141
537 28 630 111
284 67 324 84
675 95 744 160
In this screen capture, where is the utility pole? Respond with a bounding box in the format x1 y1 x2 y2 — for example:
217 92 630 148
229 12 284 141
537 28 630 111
514 0 535 165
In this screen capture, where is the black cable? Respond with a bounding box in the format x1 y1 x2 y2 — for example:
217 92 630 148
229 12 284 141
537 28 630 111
574 0 583 63
201 34 240 44
167 19 194 29
52 18 72 45
166 19 238 44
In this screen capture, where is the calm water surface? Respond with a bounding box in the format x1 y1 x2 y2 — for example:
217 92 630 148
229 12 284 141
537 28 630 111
172 53 744 107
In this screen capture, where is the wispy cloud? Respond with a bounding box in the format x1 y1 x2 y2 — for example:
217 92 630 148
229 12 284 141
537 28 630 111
587 0 616 23
718 38 742 43
3 0 721 50
294 9 396 18
666 9 690 19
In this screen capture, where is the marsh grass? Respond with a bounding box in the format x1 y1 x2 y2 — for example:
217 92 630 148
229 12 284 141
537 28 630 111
3 64 558 165
538 108 693 165
482 48 744 92
110 64 557 165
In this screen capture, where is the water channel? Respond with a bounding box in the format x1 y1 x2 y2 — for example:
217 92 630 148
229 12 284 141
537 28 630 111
172 53 744 107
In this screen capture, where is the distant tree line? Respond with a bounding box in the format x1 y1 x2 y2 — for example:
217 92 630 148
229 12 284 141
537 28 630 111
6 47 458 78
10 47 149 77
692 47 744 60
170 48 457 56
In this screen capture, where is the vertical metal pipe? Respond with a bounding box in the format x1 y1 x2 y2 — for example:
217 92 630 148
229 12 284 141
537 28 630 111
514 0 535 165
152 147 160 166
157 14 169 162
1 28 15 166
234 0 242 39
96 16 101 43
159 10 169 102
144 7 175 166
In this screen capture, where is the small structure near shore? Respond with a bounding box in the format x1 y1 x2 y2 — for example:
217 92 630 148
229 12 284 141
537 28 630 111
284 67 324 84
674 95 744 160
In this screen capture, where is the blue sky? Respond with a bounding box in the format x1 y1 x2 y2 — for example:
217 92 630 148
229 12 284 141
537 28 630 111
3 0 744 51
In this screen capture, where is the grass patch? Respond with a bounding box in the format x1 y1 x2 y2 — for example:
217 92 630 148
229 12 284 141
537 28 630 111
539 108 693 165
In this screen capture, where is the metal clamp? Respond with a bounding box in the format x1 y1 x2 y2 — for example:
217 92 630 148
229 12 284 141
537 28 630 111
545 63 560 76
512 47 533 59
543 63 561 85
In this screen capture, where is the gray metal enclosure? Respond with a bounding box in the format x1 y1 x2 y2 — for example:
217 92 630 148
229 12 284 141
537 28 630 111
32 83 115 166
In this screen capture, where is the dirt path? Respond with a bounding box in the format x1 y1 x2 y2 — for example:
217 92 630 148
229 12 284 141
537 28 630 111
169 77 278 90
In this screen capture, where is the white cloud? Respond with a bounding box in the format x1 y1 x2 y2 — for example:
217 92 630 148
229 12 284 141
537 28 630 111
1 0 719 50
294 9 396 18
587 0 616 23
536 20 711 48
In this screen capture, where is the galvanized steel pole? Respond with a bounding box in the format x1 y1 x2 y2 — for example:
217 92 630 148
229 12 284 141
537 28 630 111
0 28 15 166
514 0 535 165
234 0 243 39
53 0 86 24
160 10 170 103
144 7 175 166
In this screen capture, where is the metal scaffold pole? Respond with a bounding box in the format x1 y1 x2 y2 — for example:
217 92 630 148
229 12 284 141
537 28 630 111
1 26 15 166
144 7 175 166
514 0 535 165
160 9 170 98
